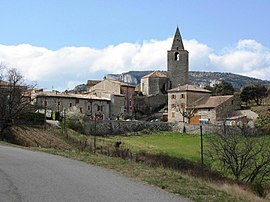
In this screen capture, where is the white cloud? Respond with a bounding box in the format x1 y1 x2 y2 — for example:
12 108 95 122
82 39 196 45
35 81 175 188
0 38 269 90
209 40 270 79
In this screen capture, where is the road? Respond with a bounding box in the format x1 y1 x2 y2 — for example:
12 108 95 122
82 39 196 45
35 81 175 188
0 145 187 202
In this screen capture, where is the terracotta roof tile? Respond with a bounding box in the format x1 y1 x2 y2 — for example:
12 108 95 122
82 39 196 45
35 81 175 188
142 71 167 78
169 84 211 93
194 95 233 109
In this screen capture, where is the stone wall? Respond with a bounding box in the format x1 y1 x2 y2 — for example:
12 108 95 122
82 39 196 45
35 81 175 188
84 120 174 135
135 94 167 115
84 119 249 136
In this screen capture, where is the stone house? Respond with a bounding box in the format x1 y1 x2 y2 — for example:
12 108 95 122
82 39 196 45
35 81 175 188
35 91 111 120
168 84 241 124
140 71 168 95
86 80 101 92
88 89 125 120
89 79 135 117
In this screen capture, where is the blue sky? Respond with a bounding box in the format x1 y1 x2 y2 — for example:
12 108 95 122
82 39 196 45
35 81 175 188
0 0 269 90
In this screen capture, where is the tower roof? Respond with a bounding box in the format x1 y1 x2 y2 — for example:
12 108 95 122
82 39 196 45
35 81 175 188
171 27 184 50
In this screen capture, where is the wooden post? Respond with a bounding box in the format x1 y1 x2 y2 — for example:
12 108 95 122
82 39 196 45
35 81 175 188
200 124 204 177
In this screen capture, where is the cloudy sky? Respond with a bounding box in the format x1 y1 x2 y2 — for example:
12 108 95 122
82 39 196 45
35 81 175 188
0 0 269 91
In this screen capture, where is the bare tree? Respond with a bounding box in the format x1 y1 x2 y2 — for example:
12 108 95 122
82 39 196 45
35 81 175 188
207 132 270 184
0 66 36 140
175 101 196 123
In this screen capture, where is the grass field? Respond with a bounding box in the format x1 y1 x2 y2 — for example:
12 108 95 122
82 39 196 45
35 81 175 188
108 131 206 162
2 126 269 201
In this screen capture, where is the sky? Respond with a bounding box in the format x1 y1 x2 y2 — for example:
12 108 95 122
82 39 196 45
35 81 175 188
0 0 269 91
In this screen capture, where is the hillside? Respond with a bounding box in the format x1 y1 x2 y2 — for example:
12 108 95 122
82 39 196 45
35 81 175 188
106 70 270 90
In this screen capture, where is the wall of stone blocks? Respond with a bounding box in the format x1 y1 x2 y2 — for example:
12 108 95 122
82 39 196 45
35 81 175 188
83 120 254 136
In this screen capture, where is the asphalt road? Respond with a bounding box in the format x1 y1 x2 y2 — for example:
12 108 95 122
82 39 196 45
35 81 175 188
0 145 187 202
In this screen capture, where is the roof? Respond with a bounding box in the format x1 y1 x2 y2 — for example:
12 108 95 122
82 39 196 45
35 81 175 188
168 84 212 93
194 95 233 109
171 27 184 50
36 92 110 101
104 79 135 88
142 71 167 79
0 80 10 86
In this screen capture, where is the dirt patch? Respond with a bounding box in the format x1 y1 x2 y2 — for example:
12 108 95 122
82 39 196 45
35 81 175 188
10 126 71 150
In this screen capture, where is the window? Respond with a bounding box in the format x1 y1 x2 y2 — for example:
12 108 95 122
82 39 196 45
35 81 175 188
175 52 180 61
88 106 90 110
69 103 72 107
75 99 79 104
58 101 61 106
97 105 103 112
171 94 176 99
171 103 176 109
44 100 47 107
181 94 185 99
172 112 175 118
80 108 83 113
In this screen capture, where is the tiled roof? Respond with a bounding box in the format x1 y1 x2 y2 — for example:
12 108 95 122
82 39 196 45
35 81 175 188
36 92 110 101
105 79 135 87
168 84 211 93
142 71 167 78
194 95 233 109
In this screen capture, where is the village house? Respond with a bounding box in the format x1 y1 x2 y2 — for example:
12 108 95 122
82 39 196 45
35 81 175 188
89 79 135 118
35 91 111 120
168 84 241 124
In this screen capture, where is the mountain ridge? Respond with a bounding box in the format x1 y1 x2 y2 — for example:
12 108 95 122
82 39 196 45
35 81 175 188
106 70 270 90
72 71 270 93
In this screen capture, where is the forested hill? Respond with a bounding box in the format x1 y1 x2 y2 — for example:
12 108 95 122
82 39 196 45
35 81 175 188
106 71 270 90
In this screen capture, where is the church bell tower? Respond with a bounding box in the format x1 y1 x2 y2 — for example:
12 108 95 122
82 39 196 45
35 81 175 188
167 27 189 89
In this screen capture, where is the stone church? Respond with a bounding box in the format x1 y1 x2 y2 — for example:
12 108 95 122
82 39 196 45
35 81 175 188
167 27 189 89
140 27 189 96
136 27 189 119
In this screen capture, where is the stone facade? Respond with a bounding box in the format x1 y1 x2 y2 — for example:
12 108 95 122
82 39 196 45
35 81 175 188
167 27 189 89
91 90 125 120
168 84 241 124
89 79 135 117
35 92 111 120
135 94 167 117
140 71 168 95
168 85 211 122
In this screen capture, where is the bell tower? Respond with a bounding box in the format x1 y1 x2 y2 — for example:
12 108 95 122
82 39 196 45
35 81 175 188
167 27 189 89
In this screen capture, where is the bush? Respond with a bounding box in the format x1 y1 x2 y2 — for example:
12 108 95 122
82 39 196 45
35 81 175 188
251 182 267 198
66 119 84 134
16 112 45 125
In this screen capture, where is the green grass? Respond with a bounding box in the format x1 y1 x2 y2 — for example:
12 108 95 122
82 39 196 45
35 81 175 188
109 131 204 162
0 134 263 202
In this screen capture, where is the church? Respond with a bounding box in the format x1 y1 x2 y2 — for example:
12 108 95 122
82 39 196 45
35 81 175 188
140 27 189 96
138 27 242 124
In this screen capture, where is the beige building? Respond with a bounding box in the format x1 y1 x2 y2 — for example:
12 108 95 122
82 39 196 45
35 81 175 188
140 71 168 95
89 79 135 117
35 91 111 120
168 84 241 124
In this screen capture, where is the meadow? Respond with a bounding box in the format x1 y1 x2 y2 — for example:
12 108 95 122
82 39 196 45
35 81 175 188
108 131 208 162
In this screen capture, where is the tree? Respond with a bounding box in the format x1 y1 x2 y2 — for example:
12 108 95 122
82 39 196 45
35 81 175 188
175 102 196 123
240 84 268 105
211 80 235 96
207 133 270 185
65 106 85 133
0 66 35 140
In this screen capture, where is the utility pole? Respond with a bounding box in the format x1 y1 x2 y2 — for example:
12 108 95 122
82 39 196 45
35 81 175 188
200 124 204 177
94 115 96 153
